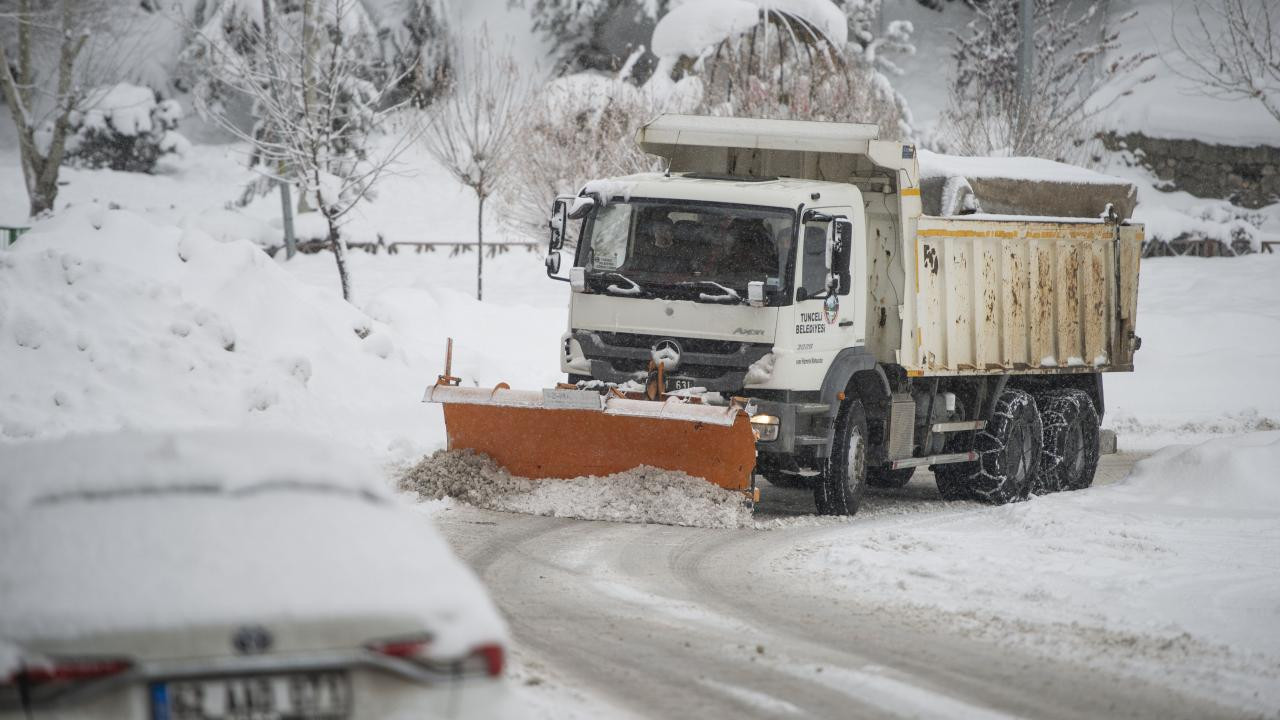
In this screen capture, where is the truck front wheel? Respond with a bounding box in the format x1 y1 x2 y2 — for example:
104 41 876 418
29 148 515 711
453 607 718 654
1035 389 1100 493
934 389 1042 504
814 399 868 515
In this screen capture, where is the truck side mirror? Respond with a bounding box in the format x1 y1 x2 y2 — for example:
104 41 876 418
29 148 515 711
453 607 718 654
545 251 562 276
548 197 570 251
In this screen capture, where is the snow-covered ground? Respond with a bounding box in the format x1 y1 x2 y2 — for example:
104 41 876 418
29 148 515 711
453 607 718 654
774 435 1280 714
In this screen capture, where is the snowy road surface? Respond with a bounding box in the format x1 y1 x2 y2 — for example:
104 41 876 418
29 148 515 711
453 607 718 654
435 453 1259 719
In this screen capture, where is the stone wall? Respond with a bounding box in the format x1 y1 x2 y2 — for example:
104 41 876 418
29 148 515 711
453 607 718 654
1100 132 1280 209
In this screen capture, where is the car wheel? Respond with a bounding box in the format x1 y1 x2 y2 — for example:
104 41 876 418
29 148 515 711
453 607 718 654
814 399 868 516
1035 389 1101 493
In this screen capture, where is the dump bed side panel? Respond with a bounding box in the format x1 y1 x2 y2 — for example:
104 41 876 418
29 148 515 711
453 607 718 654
908 217 1141 375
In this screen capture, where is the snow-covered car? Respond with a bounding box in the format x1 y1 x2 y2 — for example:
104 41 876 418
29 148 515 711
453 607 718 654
0 431 509 720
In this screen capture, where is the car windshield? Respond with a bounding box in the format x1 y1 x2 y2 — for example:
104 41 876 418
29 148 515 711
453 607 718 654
580 199 795 301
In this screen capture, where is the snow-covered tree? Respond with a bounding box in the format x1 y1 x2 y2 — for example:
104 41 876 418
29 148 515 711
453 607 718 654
378 0 453 107
939 0 1151 160
522 0 664 76
648 0 913 140
421 31 529 301
62 84 189 173
1171 0 1280 127
192 0 413 301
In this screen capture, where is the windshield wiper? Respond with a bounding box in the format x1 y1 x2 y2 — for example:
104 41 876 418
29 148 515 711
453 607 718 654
679 280 741 303
602 272 643 296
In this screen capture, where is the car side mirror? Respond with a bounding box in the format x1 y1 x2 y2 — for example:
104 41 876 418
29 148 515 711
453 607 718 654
747 280 765 308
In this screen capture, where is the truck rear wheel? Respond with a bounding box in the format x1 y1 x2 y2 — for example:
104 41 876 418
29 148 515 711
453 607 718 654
867 466 915 489
934 389 1042 504
814 400 868 515
1035 389 1100 493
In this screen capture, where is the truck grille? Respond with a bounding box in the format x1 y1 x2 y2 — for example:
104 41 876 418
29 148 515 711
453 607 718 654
573 330 771 392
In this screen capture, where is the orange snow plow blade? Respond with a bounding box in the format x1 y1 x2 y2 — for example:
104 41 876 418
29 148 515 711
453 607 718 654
424 384 757 492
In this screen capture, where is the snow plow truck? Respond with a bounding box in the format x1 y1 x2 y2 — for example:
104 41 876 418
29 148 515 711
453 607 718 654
426 115 1143 515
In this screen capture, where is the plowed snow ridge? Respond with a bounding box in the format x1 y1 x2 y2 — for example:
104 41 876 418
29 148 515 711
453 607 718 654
399 450 754 528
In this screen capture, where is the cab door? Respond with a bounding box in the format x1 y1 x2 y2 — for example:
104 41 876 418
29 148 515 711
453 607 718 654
790 206 859 365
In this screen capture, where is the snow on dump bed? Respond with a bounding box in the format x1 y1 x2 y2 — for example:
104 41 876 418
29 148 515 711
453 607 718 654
0 431 506 677
918 149 1127 185
783 432 1280 713
400 450 754 529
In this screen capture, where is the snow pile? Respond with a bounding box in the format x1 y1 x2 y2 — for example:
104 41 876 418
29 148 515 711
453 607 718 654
0 431 506 675
1120 432 1280 515
400 450 754 528
784 432 1280 713
0 205 421 456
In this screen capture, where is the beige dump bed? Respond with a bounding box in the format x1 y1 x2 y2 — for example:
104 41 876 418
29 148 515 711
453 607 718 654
907 217 1142 375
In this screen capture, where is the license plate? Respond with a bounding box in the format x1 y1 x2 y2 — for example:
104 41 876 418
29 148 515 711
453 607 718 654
667 377 697 392
151 672 350 720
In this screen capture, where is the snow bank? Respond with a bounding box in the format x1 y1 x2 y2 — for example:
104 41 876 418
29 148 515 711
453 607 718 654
1120 432 1280 516
400 450 754 529
0 205 530 460
0 431 506 673
784 432 1280 713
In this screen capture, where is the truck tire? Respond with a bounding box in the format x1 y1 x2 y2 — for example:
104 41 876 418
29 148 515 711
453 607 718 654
1035 389 1101 493
933 389 1042 504
814 399 868 516
867 466 915 489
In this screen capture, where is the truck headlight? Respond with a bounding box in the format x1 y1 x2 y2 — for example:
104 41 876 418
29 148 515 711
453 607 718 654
750 414 780 442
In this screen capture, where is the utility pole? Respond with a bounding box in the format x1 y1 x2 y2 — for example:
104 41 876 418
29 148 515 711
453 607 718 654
1017 0 1034 108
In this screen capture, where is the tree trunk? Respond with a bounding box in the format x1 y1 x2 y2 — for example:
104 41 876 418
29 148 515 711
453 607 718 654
476 192 485 301
327 214 352 302
29 173 55 217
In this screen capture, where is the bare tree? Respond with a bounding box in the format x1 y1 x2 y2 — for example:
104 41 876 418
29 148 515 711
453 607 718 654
0 0 88 217
500 75 661 242
420 30 528 301
940 0 1152 160
190 0 413 302
1171 0 1280 125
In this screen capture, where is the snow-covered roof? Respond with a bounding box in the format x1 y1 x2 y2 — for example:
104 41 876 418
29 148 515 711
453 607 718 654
582 172 856 209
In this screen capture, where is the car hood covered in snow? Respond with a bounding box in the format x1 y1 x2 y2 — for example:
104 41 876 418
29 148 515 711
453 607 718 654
0 431 506 670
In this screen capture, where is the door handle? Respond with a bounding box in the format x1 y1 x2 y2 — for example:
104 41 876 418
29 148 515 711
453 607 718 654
839 320 853 327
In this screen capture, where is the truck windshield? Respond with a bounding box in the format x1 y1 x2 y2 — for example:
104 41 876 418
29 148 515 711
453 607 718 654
579 199 795 303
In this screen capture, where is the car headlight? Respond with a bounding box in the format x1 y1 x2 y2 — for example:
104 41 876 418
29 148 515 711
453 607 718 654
750 414 780 442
